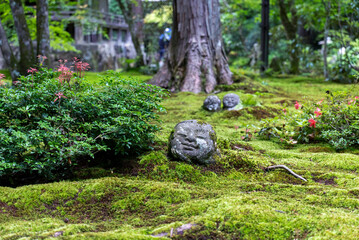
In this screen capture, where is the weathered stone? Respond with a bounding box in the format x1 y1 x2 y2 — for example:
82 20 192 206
169 120 219 165
54 231 64 237
203 95 221 112
223 93 240 110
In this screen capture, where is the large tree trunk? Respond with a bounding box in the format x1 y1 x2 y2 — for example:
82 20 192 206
0 20 19 80
36 0 50 65
278 0 299 74
149 0 233 93
322 0 331 80
117 0 146 66
9 0 35 76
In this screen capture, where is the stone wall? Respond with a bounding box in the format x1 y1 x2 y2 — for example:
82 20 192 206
0 41 137 72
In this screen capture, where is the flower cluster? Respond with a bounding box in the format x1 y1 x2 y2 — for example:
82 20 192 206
259 91 359 150
37 55 47 66
294 101 322 128
0 74 6 87
56 58 90 85
27 67 38 74
54 92 67 103
73 57 90 78
57 63 73 85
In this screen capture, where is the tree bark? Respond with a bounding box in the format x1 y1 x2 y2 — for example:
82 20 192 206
9 0 35 76
149 0 232 93
322 0 331 80
278 0 299 74
0 20 19 80
117 0 146 66
36 0 50 65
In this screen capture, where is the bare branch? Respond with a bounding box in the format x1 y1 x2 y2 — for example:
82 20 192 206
265 165 307 182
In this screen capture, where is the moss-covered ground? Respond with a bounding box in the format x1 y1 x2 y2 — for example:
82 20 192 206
1 69 359 239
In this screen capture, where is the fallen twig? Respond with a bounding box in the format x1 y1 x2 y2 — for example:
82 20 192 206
265 165 307 182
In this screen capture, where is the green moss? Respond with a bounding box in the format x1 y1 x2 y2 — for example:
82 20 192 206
2 71 359 239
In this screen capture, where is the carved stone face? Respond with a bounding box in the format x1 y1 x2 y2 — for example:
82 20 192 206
169 120 218 164
223 93 240 109
203 95 221 112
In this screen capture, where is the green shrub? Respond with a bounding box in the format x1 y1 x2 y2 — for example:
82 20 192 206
0 67 167 181
258 90 359 150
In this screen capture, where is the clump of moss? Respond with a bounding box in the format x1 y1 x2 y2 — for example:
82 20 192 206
224 106 280 120
73 167 115 180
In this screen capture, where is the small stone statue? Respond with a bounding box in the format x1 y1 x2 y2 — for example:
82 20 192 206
223 93 240 110
203 95 221 112
169 120 219 165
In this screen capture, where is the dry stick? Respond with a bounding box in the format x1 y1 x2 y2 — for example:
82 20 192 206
265 165 307 182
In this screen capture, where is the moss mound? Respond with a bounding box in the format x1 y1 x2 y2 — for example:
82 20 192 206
1 72 359 239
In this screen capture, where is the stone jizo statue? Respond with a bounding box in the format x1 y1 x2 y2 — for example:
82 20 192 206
169 120 219 165
223 93 240 110
203 95 221 112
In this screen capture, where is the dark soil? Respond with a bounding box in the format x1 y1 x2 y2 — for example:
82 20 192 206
275 99 297 105
231 143 254 151
225 106 280 120
312 174 337 186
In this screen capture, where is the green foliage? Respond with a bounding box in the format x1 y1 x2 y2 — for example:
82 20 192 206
144 5 172 28
329 37 359 83
258 90 359 150
0 0 78 52
0 67 167 180
221 0 261 61
50 21 79 52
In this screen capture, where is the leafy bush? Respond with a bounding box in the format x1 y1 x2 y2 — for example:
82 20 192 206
258 90 359 150
0 65 167 181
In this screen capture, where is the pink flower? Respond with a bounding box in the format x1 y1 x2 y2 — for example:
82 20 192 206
294 101 302 110
317 99 324 105
348 99 354 105
57 64 73 85
355 96 359 100
37 55 47 60
74 60 90 78
0 73 5 80
308 118 316 128
54 92 67 102
282 108 287 114
27 67 38 74
37 55 47 66
314 108 322 117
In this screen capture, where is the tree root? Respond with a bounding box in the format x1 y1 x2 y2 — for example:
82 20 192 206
265 165 307 182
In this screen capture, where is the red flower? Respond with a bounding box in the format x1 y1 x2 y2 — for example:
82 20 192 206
308 118 316 128
282 108 287 114
314 108 322 117
54 92 67 102
294 101 302 109
27 67 38 74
